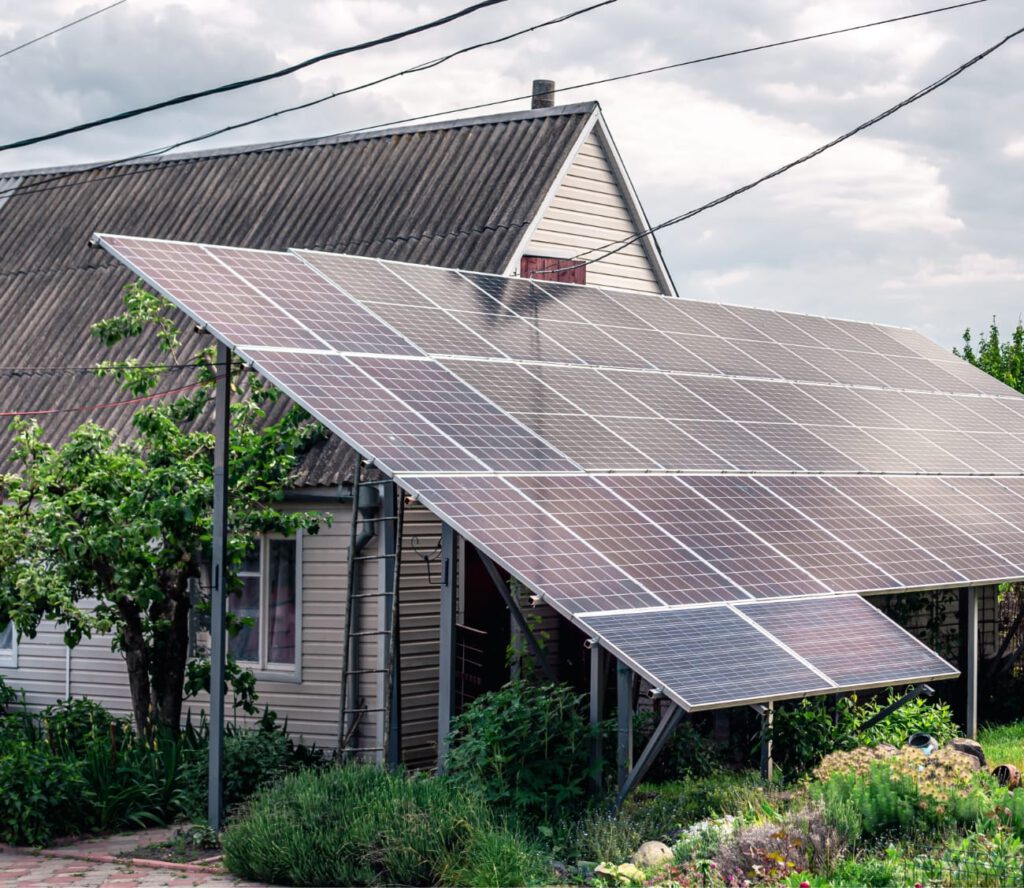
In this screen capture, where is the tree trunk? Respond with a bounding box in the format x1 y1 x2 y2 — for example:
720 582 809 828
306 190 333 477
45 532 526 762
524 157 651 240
118 598 152 736
149 572 193 734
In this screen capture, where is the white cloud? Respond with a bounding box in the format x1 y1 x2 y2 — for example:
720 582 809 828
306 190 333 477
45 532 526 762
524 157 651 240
1004 139 1024 158
883 253 1024 289
701 269 751 289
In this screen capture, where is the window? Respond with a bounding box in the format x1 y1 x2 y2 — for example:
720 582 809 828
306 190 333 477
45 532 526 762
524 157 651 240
229 535 301 676
520 254 586 285
0 621 16 668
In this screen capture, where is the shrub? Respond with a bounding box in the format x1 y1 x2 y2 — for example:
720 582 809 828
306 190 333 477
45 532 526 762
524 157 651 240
0 740 89 845
221 764 549 887
39 697 124 756
857 690 959 749
631 712 722 782
769 696 858 777
445 680 593 822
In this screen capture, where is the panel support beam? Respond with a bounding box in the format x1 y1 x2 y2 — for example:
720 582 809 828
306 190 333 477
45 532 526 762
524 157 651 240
753 702 773 781
588 640 605 795
478 553 557 684
614 703 684 811
616 661 633 791
436 524 458 773
966 586 979 740
208 342 231 832
379 480 402 769
857 683 934 733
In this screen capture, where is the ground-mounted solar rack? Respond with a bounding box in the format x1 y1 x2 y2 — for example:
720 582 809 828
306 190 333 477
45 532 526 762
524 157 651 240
95 232 1024 803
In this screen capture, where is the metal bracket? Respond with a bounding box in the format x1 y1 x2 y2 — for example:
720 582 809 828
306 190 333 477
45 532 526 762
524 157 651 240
613 703 684 812
858 684 934 733
478 553 557 684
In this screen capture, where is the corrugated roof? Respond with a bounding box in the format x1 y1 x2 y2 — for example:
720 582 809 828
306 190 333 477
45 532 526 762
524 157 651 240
0 103 596 487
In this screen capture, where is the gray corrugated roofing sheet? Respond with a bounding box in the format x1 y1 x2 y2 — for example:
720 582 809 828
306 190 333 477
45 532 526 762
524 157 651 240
0 103 595 487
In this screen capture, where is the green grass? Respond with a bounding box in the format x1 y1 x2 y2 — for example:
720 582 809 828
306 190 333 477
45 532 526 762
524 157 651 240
979 720 1024 771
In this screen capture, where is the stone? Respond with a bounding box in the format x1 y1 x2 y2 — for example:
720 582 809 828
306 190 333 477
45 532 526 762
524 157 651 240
630 840 673 868
948 738 987 769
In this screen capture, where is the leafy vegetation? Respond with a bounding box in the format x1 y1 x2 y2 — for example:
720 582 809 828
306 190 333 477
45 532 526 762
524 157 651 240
957 317 1024 393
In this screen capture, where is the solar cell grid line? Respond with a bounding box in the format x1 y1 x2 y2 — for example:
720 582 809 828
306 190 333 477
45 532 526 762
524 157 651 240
531 280 660 330
992 477 1024 510
579 607 834 711
598 370 727 422
965 395 1024 435
673 300 772 342
848 389 947 431
593 324 725 374
364 301 506 358
863 426 972 473
931 358 1011 396
519 317 656 369
790 423 919 472
595 416 735 471
439 359 582 416
240 349 486 473
825 475 1019 582
669 332 779 377
786 345 888 387
738 380 851 426
737 595 958 688
733 339 837 384
800 385 909 428
291 250 434 307
96 235 326 351
669 419 803 471
828 319 921 358
506 474 749 606
881 326 959 363
913 392 1004 432
519 363 657 418
402 475 662 614
598 288 716 336
599 475 829 598
754 475 964 589
839 350 935 391
386 262 517 315
904 357 984 396
886 476 1024 570
741 422 865 472
922 428 1021 474
681 475 902 594
510 412 661 470
672 376 791 423
952 477 1024 529
346 355 578 473
208 247 424 356
719 306 825 348
785 313 872 352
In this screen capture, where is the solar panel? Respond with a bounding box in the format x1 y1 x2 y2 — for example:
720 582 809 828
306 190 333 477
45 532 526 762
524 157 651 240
723 306 824 347
519 364 654 417
672 377 789 423
293 250 432 306
829 318 920 358
507 475 747 606
595 417 734 471
403 475 659 613
736 340 836 383
439 359 579 415
862 427 971 473
508 412 659 470
668 420 801 471
387 263 514 315
682 476 900 593
534 281 657 329
364 302 506 358
783 314 869 351
787 346 886 386
600 288 711 335
741 422 863 472
675 301 771 341
673 333 778 377
599 325 720 373
739 381 849 426
739 595 958 687
599 370 727 421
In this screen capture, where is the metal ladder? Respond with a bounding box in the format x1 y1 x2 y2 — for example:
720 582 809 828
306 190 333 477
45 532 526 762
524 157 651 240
338 462 405 763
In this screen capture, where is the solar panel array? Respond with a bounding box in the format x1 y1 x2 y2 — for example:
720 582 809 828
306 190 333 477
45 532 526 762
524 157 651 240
95 233 1005 708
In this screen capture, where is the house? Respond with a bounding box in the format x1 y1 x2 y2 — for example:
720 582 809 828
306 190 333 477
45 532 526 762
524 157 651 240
0 96 675 765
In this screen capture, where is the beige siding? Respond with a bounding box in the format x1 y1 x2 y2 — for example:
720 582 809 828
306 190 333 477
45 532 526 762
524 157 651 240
526 131 662 295
1 622 68 708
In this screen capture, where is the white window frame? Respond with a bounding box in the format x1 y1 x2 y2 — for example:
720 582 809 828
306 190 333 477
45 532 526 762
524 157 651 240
229 531 303 682
0 621 17 669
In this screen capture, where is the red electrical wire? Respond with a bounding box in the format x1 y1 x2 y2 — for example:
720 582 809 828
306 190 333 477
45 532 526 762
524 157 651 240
0 378 213 418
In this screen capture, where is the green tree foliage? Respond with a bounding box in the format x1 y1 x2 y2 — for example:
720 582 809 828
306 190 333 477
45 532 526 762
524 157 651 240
0 282 327 735
956 317 1024 393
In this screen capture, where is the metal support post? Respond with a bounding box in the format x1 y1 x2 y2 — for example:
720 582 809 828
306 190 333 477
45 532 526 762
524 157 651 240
436 524 458 773
966 586 979 739
756 702 774 782
588 641 605 794
614 704 684 811
208 342 231 831
478 554 556 684
379 481 402 768
616 661 633 791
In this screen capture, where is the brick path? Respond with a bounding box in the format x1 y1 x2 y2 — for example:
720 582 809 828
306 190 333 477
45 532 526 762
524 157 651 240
0 827 266 887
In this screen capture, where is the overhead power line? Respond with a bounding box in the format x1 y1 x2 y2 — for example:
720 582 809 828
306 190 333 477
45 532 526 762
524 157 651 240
0 378 213 418
530 18 1024 276
0 0 512 153
0 0 127 61
0 0 988 202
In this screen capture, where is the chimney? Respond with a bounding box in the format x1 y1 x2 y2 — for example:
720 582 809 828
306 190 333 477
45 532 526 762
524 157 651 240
531 79 555 110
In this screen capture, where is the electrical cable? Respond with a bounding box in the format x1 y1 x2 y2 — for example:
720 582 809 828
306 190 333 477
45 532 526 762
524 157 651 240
0 0 988 202
0 0 127 61
0 378 215 418
0 0 512 153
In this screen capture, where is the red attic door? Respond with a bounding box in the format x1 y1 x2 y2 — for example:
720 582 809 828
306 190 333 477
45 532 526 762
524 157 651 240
520 254 586 285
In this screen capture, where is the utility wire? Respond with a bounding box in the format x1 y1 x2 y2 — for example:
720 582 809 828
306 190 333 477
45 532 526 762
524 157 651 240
0 360 224 379
0 0 127 61
0 0 988 202
528 18 1024 276
0 0 511 153
1 0 615 198
0 378 213 417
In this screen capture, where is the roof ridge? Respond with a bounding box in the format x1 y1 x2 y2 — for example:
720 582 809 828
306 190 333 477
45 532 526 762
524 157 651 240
1 101 599 179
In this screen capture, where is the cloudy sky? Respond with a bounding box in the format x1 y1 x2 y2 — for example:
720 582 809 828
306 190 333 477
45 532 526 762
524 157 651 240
1 0 1021 348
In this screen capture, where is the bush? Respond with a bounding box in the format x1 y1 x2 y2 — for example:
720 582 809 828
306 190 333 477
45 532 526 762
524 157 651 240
0 740 89 845
631 712 722 782
445 680 593 822
221 764 549 887
39 697 124 756
857 690 959 749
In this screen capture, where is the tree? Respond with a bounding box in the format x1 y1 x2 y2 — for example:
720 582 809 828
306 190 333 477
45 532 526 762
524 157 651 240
955 317 1024 394
0 282 327 735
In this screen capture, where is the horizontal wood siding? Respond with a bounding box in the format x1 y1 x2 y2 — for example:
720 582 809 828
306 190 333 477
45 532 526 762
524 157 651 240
528 131 661 295
0 623 67 708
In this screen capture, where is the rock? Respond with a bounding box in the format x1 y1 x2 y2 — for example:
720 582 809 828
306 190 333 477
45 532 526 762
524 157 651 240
630 840 673 868
949 738 987 769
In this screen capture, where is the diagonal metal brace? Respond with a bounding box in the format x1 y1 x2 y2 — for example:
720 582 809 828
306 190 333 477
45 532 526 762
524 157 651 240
858 684 934 733
613 702 684 812
478 554 557 684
